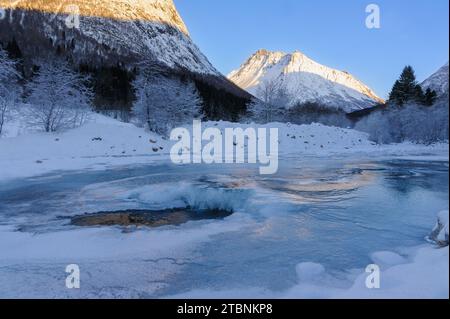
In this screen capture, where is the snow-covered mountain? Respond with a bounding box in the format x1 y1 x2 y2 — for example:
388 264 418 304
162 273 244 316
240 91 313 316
228 49 384 112
0 0 217 74
0 0 251 119
421 62 449 97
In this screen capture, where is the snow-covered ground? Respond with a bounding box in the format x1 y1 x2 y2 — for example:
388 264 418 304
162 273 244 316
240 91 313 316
0 113 448 299
1 207 447 298
0 112 448 181
0 112 170 181
170 242 449 299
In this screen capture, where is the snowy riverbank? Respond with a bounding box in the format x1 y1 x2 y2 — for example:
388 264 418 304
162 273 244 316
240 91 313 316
0 130 448 298
0 113 448 181
169 211 450 299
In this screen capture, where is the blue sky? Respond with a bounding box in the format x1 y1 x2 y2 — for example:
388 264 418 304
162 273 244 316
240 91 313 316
175 0 449 99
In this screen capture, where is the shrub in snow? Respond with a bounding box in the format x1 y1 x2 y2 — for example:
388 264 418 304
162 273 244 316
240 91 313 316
0 48 21 136
132 67 202 136
25 60 93 132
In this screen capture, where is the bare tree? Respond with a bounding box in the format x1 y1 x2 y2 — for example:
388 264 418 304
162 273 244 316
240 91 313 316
0 48 21 136
26 60 93 132
132 69 202 136
257 78 290 105
254 78 290 122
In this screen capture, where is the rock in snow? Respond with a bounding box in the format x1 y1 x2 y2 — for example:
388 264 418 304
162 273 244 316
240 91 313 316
430 210 449 246
228 49 384 112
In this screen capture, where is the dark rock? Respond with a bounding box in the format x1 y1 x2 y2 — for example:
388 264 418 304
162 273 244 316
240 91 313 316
71 208 233 228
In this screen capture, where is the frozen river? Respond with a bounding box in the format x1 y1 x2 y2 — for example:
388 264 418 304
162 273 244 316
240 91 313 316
0 156 448 298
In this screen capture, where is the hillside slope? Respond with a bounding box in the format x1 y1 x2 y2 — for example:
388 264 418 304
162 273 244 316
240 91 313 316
0 0 251 118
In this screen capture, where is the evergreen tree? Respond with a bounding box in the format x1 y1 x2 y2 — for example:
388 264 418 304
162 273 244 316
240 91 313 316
413 84 425 104
423 88 438 106
388 66 425 106
388 80 403 105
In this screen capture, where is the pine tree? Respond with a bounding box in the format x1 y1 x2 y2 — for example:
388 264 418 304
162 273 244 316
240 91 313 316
388 80 403 105
388 66 424 106
413 84 425 104
423 88 438 106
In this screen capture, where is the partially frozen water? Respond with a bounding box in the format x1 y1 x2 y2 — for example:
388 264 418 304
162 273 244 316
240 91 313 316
0 156 448 298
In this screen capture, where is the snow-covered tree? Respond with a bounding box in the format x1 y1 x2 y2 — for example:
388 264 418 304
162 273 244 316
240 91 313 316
132 69 202 135
355 101 449 144
256 78 290 107
250 79 289 123
243 80 289 123
0 48 21 136
26 60 93 132
246 98 278 123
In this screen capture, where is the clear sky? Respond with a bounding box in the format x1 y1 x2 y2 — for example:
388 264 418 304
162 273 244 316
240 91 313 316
175 0 449 99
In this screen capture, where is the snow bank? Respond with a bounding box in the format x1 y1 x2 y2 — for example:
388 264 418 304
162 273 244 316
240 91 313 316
0 114 448 181
169 210 450 299
0 212 252 298
0 113 171 181
285 244 449 299
170 244 448 299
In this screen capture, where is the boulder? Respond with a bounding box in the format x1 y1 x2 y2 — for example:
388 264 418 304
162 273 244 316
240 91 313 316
429 210 449 246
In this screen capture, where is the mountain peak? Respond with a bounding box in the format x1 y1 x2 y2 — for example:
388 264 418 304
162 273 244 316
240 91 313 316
253 49 285 56
228 49 384 112
0 0 189 34
0 0 223 73
254 49 270 56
